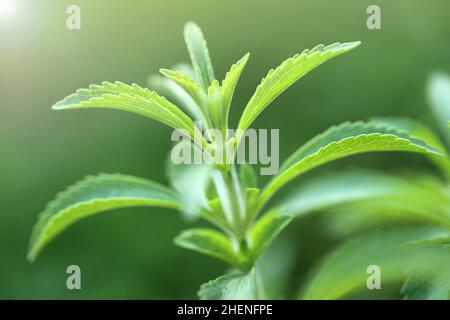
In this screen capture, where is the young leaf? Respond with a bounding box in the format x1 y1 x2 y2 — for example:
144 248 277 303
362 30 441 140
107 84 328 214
237 42 360 134
198 268 262 300
174 228 240 267
427 72 450 144
301 228 450 300
53 81 198 138
221 53 250 126
167 150 212 219
239 163 258 190
248 209 292 263
28 173 180 262
147 63 203 121
184 21 215 91
159 68 207 117
207 80 224 131
258 121 443 208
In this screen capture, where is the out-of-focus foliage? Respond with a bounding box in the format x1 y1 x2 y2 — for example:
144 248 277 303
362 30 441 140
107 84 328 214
289 72 450 299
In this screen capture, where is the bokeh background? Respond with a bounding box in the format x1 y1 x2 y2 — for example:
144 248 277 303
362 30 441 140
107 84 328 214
1 0 449 299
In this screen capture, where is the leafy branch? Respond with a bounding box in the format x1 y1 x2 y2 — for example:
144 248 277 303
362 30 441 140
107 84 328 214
28 22 448 300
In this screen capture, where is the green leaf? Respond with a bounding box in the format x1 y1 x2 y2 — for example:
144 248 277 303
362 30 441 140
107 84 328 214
167 148 212 219
207 79 224 131
147 63 203 121
256 235 297 299
370 117 446 150
286 170 450 234
402 275 450 300
211 170 245 234
258 121 443 208
159 68 207 117
281 170 448 219
427 72 450 144
301 228 450 299
402 235 450 300
237 42 360 134
174 228 241 267
28 173 180 262
239 164 258 190
184 21 215 91
53 81 198 138
221 53 250 126
198 268 262 299
248 209 292 263
370 117 450 178
281 170 404 216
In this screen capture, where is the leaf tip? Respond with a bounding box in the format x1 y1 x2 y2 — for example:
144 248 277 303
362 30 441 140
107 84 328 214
159 68 171 76
344 41 362 50
51 103 65 110
26 248 37 263
183 21 201 36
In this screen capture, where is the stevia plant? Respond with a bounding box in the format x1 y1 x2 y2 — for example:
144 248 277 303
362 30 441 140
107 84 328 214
28 22 445 299
286 72 450 299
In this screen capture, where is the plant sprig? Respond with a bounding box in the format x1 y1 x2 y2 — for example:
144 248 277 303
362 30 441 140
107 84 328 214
28 22 446 299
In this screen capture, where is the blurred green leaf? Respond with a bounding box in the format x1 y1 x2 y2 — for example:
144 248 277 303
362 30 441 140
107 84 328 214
312 171 450 234
256 235 297 299
198 268 262 299
239 164 258 190
427 72 450 144
301 228 450 299
248 209 292 263
174 228 240 267
258 121 443 208
167 151 212 219
402 275 450 300
237 41 360 134
281 170 449 224
28 173 180 262
281 170 405 216
184 22 215 91
402 236 450 300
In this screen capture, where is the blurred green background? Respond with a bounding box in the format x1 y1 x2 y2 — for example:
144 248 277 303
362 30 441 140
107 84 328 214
1 0 449 299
